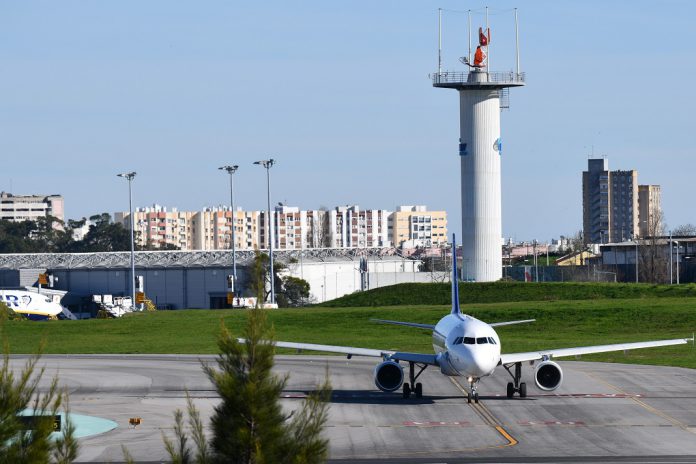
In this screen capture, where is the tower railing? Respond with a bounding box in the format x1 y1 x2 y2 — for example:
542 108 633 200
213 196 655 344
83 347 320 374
431 71 526 86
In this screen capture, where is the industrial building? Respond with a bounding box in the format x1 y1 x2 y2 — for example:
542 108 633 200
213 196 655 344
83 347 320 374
0 248 432 315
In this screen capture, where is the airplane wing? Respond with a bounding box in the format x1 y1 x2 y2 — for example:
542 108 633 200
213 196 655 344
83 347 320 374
490 319 536 327
499 337 693 365
239 339 439 366
371 319 435 330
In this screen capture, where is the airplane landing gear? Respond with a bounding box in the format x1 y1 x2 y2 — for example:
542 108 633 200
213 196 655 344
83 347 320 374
467 378 480 403
503 362 527 398
402 361 427 399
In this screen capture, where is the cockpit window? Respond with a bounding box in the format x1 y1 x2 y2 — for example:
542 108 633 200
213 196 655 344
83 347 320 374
463 337 475 345
453 337 463 345
487 337 497 344
476 337 488 344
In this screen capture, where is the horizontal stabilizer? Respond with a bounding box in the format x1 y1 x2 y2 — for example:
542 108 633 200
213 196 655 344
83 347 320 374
490 319 536 327
371 319 435 330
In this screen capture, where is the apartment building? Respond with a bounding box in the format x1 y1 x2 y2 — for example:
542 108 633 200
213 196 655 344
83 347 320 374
390 205 448 248
115 204 445 250
583 159 662 244
638 185 662 237
583 159 638 244
116 205 195 249
0 192 64 223
192 207 260 251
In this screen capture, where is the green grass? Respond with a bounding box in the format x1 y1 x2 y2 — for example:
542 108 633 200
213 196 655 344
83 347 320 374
322 281 696 307
2 297 696 369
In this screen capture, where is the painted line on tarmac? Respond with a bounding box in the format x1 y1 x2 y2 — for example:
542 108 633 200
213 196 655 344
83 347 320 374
449 377 518 449
585 371 696 435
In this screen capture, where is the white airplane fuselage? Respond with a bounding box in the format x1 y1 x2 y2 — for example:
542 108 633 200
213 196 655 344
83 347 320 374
432 313 501 379
0 289 64 320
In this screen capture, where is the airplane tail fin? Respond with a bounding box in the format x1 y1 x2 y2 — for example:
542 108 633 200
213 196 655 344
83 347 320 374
451 234 461 315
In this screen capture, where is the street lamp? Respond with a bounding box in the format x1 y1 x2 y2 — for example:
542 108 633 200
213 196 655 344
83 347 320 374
117 171 137 309
675 240 680 285
254 158 276 304
219 165 239 287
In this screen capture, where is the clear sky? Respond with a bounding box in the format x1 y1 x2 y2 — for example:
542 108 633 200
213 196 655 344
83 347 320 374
1 1 694 242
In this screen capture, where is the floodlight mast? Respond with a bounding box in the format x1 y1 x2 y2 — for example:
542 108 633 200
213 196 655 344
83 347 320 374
219 165 239 285
254 159 276 305
116 171 137 309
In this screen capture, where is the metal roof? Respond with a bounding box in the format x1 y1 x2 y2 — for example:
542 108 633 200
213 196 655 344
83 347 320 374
0 248 413 270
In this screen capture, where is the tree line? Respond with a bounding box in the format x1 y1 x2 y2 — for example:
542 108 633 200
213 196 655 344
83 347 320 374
0 213 177 254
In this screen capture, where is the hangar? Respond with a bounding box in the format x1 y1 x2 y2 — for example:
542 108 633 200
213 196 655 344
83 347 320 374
0 249 431 316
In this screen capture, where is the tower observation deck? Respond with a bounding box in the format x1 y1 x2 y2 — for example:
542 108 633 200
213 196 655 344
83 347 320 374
432 5 526 282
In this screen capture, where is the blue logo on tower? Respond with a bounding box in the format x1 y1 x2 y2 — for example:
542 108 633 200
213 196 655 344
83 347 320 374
459 143 468 156
493 138 502 155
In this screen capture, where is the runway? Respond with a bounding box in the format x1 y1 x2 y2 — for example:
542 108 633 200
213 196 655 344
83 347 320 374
8 354 696 463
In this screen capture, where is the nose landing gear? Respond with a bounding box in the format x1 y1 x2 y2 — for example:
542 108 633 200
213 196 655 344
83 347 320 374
503 362 527 398
467 378 480 403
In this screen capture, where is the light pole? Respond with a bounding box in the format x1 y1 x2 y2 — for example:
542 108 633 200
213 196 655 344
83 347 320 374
669 231 673 284
254 158 276 304
675 240 680 285
117 171 137 309
219 165 239 287
635 240 639 283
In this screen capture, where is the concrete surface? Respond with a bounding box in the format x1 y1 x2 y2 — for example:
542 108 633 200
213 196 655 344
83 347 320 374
8 354 696 463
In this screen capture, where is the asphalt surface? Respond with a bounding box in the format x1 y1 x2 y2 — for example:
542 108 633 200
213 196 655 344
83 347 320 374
8 354 696 463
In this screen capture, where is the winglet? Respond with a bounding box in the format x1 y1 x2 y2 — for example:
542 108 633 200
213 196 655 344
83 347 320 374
451 234 461 315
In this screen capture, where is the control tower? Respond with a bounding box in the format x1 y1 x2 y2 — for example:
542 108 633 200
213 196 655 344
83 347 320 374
433 9 524 282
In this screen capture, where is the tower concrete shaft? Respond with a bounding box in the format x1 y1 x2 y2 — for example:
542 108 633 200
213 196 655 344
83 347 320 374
434 69 524 282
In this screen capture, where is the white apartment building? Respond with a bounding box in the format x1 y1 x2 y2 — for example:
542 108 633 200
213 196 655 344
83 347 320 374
0 192 64 223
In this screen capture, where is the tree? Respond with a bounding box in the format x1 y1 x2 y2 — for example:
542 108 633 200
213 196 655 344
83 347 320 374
71 213 131 252
32 215 73 253
0 333 78 463
638 209 668 283
672 223 696 237
280 276 310 307
158 312 331 464
249 251 286 303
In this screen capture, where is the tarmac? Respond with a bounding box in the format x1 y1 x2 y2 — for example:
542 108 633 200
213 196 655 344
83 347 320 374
8 354 696 463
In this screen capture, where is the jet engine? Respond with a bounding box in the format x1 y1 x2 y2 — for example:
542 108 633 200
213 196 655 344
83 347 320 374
373 360 404 392
534 360 563 391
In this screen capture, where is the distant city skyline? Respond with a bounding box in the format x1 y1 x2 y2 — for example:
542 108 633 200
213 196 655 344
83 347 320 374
2 1 694 242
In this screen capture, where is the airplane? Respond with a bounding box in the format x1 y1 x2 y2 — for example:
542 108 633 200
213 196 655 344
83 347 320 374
254 235 693 403
0 289 73 321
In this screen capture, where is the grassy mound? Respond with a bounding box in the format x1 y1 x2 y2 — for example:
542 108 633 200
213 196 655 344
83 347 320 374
320 282 696 307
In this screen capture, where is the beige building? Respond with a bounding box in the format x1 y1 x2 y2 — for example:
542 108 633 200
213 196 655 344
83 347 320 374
0 192 64 223
389 205 448 248
192 207 260 251
115 204 446 251
638 185 662 237
116 205 195 250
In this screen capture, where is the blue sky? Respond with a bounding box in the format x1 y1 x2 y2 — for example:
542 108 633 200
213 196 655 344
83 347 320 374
1 1 694 241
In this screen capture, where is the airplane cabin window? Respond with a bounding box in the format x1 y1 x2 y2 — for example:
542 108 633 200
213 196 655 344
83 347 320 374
463 337 475 345
476 337 488 344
